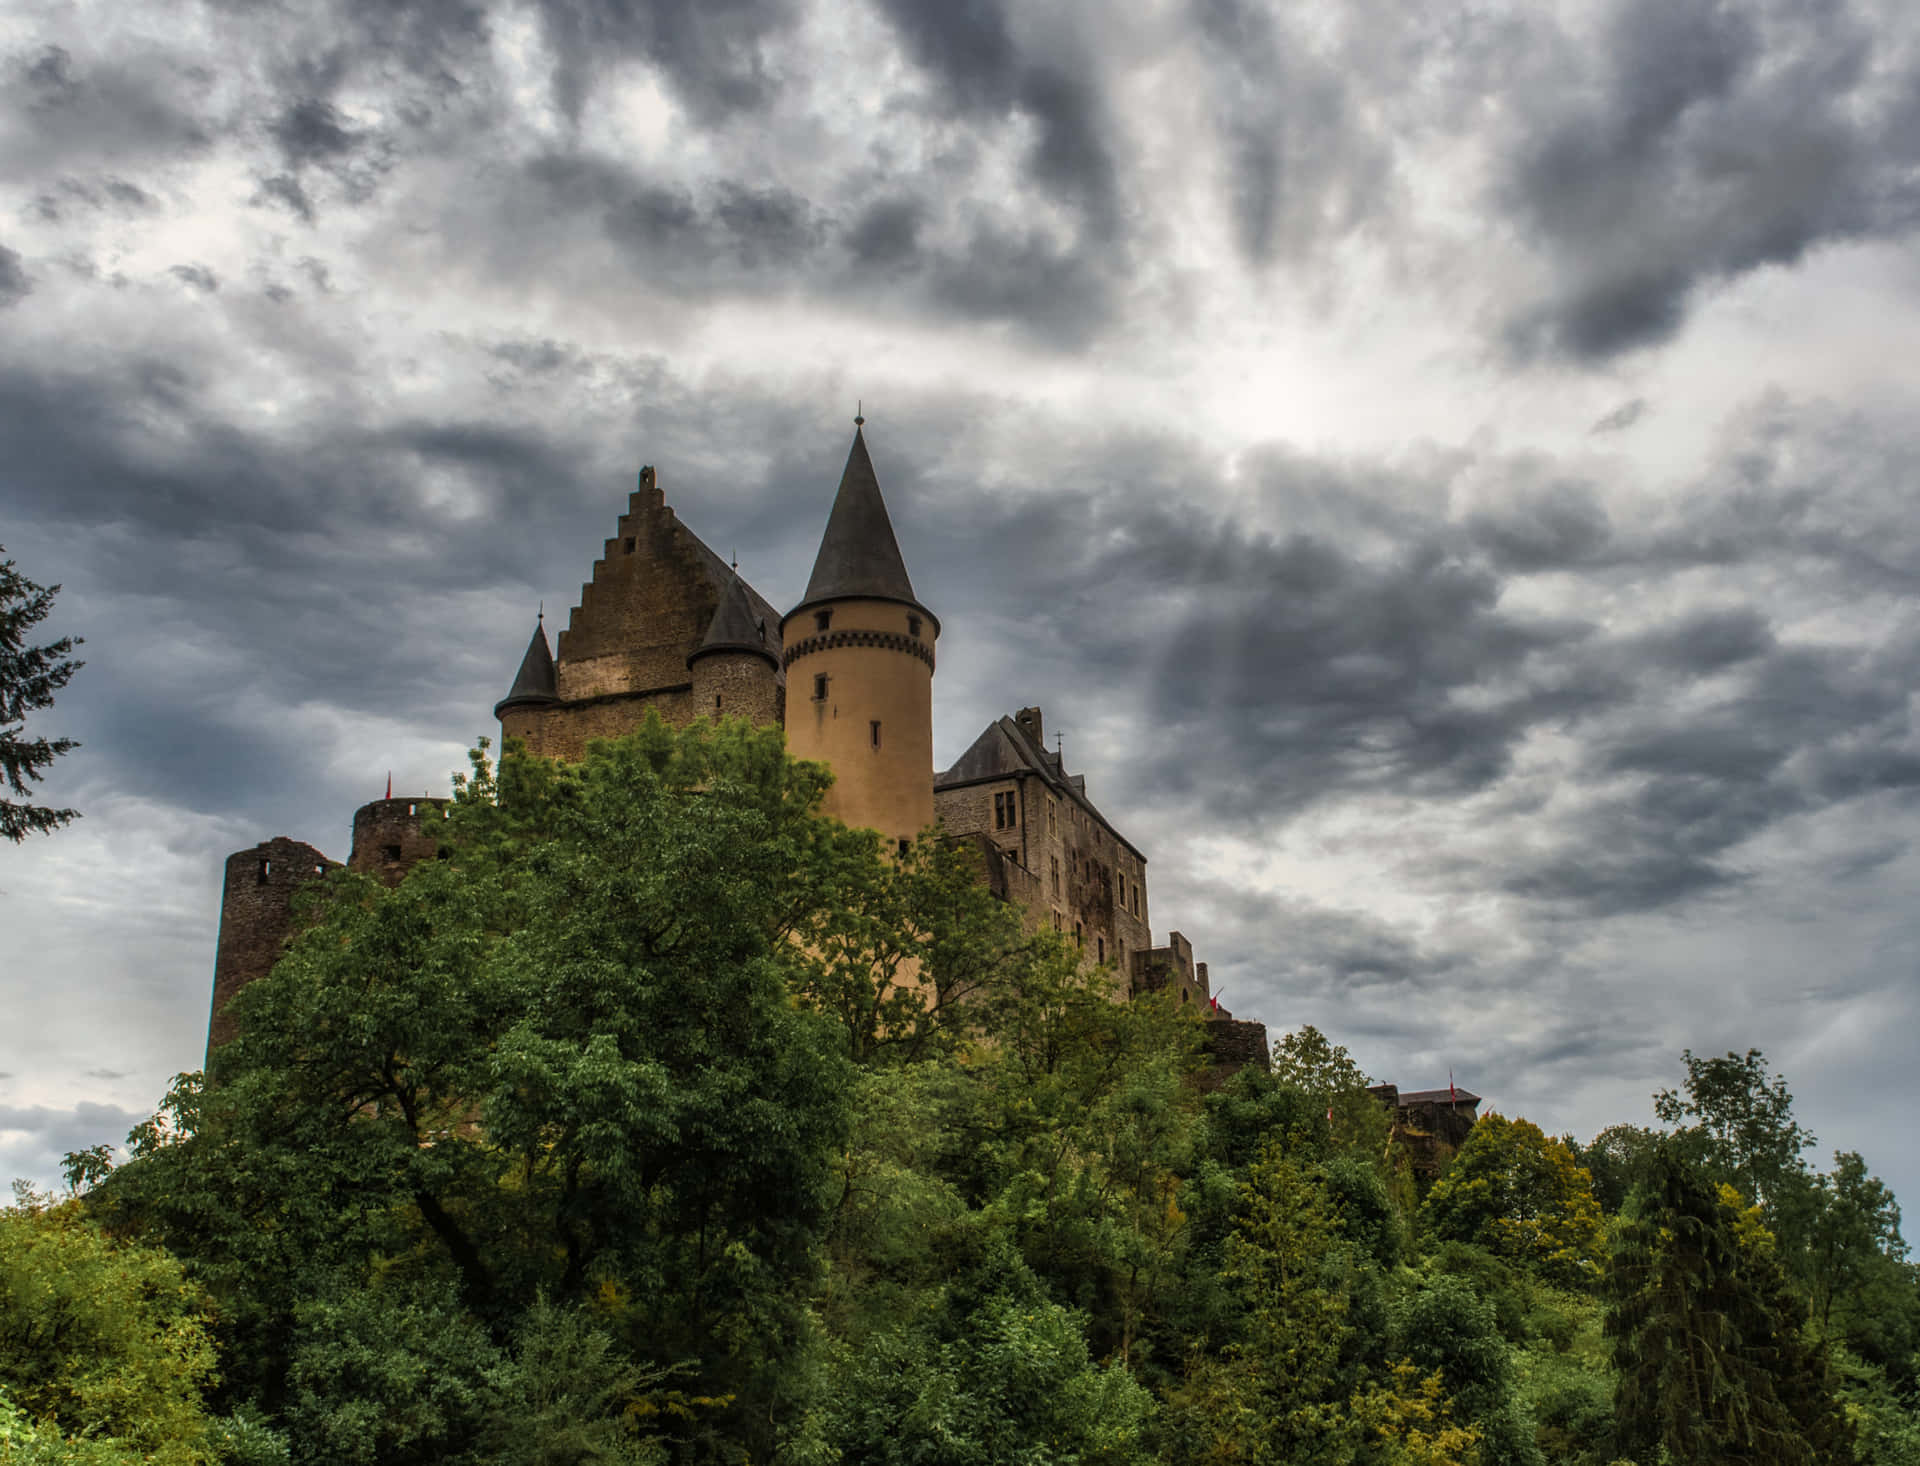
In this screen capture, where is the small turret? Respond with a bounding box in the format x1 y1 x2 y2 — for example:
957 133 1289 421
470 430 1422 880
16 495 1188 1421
689 573 782 725
495 613 559 747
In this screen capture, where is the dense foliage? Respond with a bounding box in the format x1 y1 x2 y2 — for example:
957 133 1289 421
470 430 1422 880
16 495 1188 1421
10 720 1916 1463
0 544 83 842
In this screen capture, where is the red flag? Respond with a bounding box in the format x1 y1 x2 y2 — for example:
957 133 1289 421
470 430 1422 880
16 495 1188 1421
1208 992 1220 1012
1449 1068 1457 1106
385 771 392 799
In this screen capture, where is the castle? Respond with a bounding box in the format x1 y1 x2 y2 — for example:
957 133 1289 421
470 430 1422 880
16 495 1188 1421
206 422 1279 1079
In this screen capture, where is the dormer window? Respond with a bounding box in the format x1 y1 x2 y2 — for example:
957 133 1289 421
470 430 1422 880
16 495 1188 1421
815 610 832 632
908 614 921 638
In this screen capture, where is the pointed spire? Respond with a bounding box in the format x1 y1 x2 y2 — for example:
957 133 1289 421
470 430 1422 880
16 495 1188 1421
494 613 559 719
689 572 778 669
789 423 936 628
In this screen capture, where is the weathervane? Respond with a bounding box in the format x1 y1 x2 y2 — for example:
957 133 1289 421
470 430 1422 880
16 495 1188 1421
855 399 864 428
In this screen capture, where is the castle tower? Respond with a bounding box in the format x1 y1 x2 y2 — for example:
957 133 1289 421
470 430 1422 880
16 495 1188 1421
347 795 451 886
688 572 783 725
207 837 336 1060
781 422 939 850
494 613 560 749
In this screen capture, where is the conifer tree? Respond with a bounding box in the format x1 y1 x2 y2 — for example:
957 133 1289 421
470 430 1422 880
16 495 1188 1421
0 545 83 841
1606 1146 1851 1464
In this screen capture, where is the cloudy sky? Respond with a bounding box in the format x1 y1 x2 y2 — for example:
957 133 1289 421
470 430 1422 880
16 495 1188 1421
4 0 1920 1207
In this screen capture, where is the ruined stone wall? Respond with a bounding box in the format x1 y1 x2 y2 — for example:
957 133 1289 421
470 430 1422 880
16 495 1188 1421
1196 1017 1272 1092
1130 930 1211 1009
207 837 336 1059
348 797 451 886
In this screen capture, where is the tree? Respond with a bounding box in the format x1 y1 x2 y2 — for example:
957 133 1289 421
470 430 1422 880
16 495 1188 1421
1606 1146 1850 1465
0 1188 226 1464
1653 1048 1815 1218
1419 1115 1605 1289
0 547 82 841
93 719 860 1460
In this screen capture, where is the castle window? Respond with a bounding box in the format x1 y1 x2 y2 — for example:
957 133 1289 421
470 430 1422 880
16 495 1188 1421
1048 801 1057 835
383 844 402 862
1097 936 1105 963
1052 911 1062 930
815 610 832 632
1074 922 1082 947
908 614 921 638
715 694 722 709
1051 856 1060 895
870 720 882 749
258 859 270 883
623 537 636 554
898 838 911 859
407 803 416 816
813 674 828 701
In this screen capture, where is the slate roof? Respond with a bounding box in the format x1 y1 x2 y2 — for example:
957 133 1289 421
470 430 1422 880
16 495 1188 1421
1397 1088 1481 1107
788 426 936 627
936 713 1146 862
689 573 779 668
494 616 559 716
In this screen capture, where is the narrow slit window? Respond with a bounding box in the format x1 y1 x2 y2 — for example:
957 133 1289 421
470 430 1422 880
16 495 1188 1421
715 694 722 709
815 610 832 632
870 720 882 749
258 860 270 883
908 614 921 638
623 537 636 554
813 674 828 701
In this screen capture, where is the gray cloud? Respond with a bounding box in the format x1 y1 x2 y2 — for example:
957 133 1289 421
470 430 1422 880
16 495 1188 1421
1498 0 1920 360
0 1102 145 1188
1591 398 1649 434
0 244 26 306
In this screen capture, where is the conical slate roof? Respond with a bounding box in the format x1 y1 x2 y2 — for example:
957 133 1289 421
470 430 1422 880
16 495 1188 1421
789 426 936 628
689 573 778 668
494 616 558 717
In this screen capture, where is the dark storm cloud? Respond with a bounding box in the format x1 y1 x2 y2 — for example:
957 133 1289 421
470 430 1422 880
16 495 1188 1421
1191 0 1397 264
169 263 218 292
1591 398 1649 434
270 98 360 167
1 43 214 178
532 0 796 124
872 0 1121 238
0 245 27 307
1499 0 1920 360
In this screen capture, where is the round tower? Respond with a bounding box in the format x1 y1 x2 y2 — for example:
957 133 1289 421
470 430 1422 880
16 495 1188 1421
208 837 336 1060
781 421 939 851
689 571 783 725
348 795 451 886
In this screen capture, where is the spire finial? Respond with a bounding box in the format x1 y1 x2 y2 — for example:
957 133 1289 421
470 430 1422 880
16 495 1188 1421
855 400 864 428
537 600 544 624
731 549 738 572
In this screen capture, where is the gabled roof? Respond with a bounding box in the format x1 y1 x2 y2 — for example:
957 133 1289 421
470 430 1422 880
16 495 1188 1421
936 713 1145 861
494 616 558 716
787 426 936 627
689 573 779 669
1397 1088 1481 1107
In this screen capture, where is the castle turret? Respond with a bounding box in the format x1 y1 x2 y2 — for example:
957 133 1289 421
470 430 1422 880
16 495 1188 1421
781 421 938 850
689 572 782 725
494 613 560 749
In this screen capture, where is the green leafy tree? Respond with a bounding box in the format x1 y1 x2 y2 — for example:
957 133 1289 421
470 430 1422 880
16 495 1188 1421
0 1190 221 1464
0 547 82 842
1570 1124 1662 1215
1420 1116 1605 1289
1653 1049 1815 1219
94 719 861 1460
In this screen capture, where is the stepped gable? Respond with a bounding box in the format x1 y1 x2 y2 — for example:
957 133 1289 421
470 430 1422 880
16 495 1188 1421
689 572 778 669
558 465 781 703
788 426 937 628
494 615 559 718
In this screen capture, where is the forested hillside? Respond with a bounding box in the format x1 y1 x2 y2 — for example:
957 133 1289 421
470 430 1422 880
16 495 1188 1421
5 721 1916 1464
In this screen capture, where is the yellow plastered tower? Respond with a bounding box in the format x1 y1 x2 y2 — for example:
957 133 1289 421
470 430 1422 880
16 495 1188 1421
782 421 939 851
